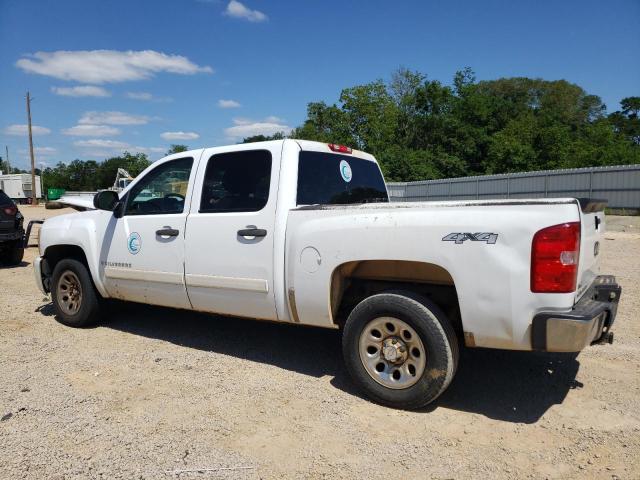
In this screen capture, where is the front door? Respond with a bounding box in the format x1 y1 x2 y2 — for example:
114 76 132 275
184 145 280 320
101 156 196 309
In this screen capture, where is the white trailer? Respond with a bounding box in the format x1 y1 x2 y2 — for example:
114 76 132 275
0 173 43 203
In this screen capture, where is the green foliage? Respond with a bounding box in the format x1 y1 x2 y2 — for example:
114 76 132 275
609 96 640 145
41 152 150 193
166 144 189 155
0 157 24 174
241 132 286 143
14 71 639 192
292 69 639 181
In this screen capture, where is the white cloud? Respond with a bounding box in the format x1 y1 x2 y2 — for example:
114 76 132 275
126 92 153 100
224 0 267 22
74 139 130 149
16 50 213 84
3 124 51 136
125 91 172 102
73 139 166 157
19 147 57 156
62 125 121 136
218 99 241 108
160 131 199 140
224 117 290 139
132 146 167 155
79 111 150 125
35 147 57 155
51 85 110 97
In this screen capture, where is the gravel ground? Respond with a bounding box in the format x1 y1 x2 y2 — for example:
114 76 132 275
1 206 639 479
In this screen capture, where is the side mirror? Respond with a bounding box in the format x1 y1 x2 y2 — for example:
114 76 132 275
93 190 119 211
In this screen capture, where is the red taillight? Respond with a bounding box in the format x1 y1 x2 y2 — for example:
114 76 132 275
531 222 580 293
3 206 17 216
328 143 352 154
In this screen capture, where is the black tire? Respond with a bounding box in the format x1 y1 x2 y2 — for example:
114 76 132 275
45 201 63 210
2 240 24 265
51 258 102 327
342 291 459 410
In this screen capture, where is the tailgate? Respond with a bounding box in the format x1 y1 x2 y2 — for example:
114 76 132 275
575 199 607 301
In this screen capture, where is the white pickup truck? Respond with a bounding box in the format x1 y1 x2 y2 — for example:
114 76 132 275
34 139 621 409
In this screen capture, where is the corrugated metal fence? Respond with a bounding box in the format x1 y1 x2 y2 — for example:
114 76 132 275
387 164 640 209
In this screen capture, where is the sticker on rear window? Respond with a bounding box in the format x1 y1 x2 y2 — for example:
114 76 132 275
339 160 352 183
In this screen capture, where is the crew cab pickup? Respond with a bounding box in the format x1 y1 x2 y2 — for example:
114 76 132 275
34 139 622 409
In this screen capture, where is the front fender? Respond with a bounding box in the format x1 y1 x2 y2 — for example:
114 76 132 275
40 210 112 298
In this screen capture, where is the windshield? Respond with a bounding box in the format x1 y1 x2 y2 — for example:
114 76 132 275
297 151 388 205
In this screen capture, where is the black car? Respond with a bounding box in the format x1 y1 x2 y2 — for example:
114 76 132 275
0 189 25 265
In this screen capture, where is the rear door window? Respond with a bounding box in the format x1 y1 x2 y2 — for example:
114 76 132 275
297 151 388 205
200 150 272 213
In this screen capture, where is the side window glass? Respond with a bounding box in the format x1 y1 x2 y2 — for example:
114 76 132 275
125 157 193 215
200 150 272 213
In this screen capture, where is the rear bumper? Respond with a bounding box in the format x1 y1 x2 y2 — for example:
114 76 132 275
531 275 621 352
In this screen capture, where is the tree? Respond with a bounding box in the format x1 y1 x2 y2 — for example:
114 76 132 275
241 132 286 143
0 157 22 174
290 68 638 181
166 144 189 155
97 152 150 189
609 97 640 145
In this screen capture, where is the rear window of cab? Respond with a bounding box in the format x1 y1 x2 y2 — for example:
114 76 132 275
296 151 388 206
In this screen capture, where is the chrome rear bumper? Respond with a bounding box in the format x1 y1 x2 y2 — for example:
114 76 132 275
531 275 621 352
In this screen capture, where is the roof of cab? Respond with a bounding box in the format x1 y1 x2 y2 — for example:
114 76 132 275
157 139 377 163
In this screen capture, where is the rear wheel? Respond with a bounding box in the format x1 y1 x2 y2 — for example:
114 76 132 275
342 292 459 409
51 259 102 327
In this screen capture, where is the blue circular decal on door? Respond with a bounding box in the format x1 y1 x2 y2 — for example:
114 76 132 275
127 232 141 255
339 160 352 183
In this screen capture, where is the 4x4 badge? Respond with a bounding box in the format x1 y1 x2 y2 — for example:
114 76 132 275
442 232 498 245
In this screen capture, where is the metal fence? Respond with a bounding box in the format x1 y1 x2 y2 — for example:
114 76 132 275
387 164 640 210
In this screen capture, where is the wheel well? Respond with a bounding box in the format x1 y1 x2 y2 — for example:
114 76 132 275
330 260 462 336
43 245 89 274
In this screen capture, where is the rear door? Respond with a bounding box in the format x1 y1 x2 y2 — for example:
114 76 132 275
184 144 281 320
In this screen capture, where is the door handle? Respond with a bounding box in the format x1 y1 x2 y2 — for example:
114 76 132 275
237 228 267 237
156 228 179 237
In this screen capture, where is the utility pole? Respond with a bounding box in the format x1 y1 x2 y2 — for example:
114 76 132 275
4 145 9 174
26 91 38 205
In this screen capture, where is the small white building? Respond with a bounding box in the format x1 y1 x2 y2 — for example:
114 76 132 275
0 173 43 203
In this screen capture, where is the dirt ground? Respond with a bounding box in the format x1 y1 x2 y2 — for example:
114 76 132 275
1 206 639 480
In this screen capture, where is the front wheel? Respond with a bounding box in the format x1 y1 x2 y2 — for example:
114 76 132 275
342 292 459 409
51 259 102 327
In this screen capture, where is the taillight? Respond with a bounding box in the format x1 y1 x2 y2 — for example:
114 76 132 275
531 222 580 293
328 143 352 154
3 206 17 216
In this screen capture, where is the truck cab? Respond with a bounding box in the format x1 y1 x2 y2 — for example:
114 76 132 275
34 139 621 409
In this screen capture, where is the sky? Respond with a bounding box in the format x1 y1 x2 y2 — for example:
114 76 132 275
1 0 639 170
